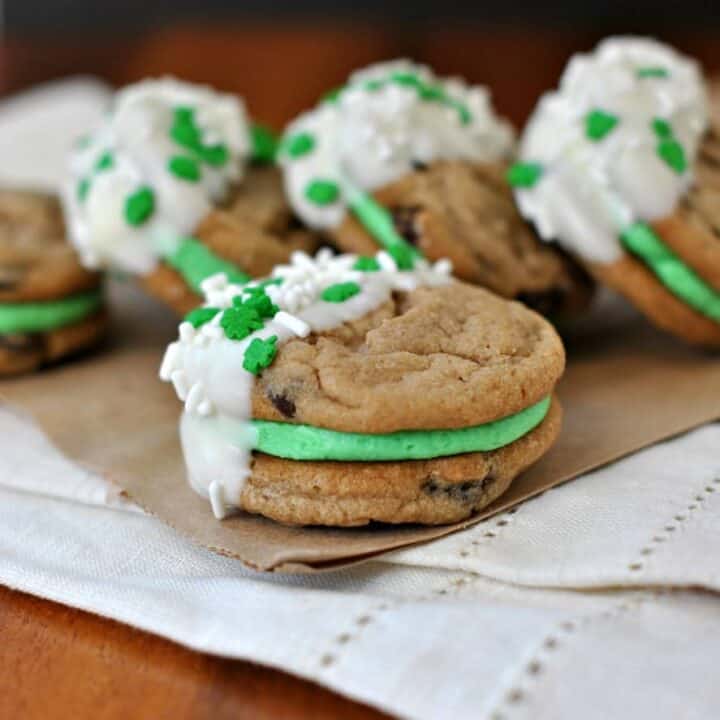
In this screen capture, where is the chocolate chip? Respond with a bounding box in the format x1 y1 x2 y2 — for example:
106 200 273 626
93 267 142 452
0 332 43 354
412 160 428 172
421 474 494 504
390 206 422 246
269 392 296 418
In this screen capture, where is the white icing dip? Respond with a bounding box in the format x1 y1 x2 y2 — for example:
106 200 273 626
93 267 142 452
160 249 452 518
62 78 251 274
279 59 514 229
514 36 708 264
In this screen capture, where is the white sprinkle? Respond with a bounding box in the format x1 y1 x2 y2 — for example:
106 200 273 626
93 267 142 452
208 480 228 519
200 272 228 294
171 369 190 401
291 250 315 268
204 324 224 341
206 290 228 306
185 382 205 414
274 311 311 337
433 258 453 275
315 247 334 264
377 251 398 272
179 322 195 343
159 342 180 380
198 398 214 416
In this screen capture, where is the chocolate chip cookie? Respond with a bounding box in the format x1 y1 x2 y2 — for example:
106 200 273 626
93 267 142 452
0 189 106 375
162 250 564 526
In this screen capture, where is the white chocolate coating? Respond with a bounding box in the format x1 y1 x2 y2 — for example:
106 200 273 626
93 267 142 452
62 78 250 274
515 37 708 264
160 249 453 518
279 59 514 229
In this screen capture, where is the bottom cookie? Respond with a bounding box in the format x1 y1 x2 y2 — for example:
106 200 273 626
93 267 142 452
0 311 107 376
237 397 562 527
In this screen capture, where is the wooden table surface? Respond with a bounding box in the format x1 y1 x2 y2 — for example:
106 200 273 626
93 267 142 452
1 22 718 719
0 586 388 719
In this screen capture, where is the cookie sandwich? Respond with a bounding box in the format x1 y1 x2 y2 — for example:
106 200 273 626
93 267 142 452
63 78 318 316
278 60 592 318
513 37 720 348
160 249 564 526
0 189 106 375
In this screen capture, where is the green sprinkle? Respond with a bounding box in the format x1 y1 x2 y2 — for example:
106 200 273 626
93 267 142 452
637 67 669 78
168 154 201 182
95 151 114 172
353 256 381 272
200 143 229 167
321 281 361 303
220 305 264 341
585 109 619 141
305 179 341 206
657 139 687 174
652 118 673 139
77 178 90 202
171 119 202 152
174 106 195 124
243 336 278 375
391 72 422 88
185 306 220 328
124 187 155 226
364 79 385 92
250 123 278 163
506 162 543 188
283 132 315 158
237 291 279 319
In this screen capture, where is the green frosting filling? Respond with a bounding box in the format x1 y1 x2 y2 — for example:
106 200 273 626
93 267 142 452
621 223 720 323
164 237 251 294
0 289 102 334
249 396 551 462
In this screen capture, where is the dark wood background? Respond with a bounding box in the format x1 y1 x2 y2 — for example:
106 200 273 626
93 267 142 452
3 22 720 129
1 16 718 719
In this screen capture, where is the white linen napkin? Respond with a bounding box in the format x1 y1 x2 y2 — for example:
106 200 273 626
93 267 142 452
1 79 719 720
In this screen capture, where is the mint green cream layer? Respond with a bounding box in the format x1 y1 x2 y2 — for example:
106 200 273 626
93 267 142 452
621 223 720 323
249 396 551 462
164 237 250 294
0 289 102 334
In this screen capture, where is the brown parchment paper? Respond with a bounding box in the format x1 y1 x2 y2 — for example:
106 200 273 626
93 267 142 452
2 283 720 573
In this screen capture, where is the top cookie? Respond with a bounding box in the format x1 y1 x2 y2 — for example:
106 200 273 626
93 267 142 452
0 189 99 302
252 280 564 433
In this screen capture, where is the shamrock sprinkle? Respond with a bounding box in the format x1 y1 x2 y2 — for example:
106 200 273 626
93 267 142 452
77 178 90 202
235 291 278 319
124 187 155 226
168 154 201 182
321 281 361 303
95 151 114 171
284 132 316 158
305 179 341 206
199 143 229 167
243 336 278 375
585 109 619 141
185 306 220 328
506 162 543 189
220 305 264 340
657 138 687 174
637 67 669 79
353 256 381 272
652 118 672 139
